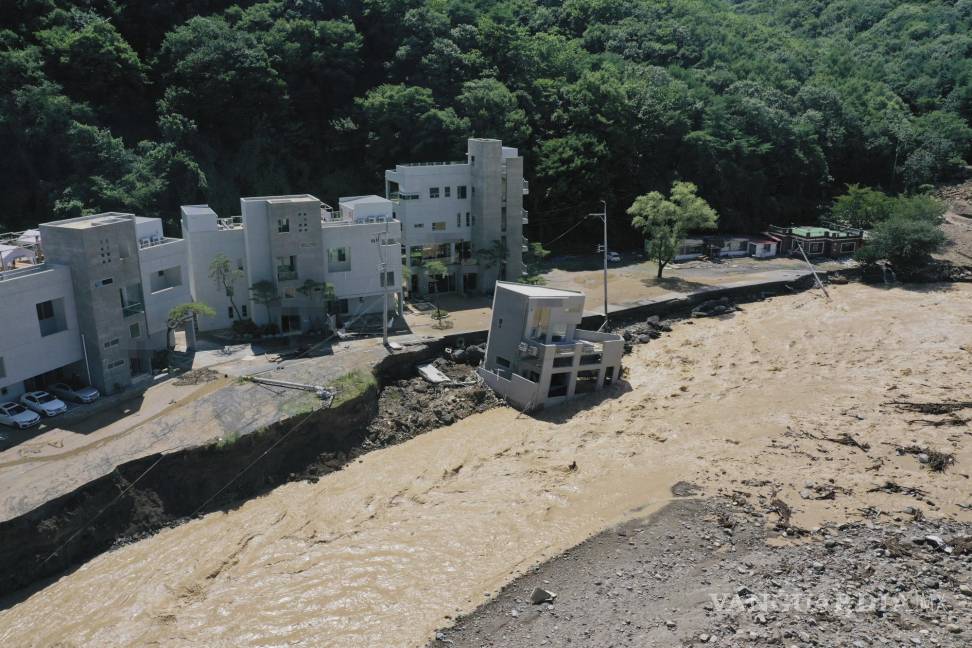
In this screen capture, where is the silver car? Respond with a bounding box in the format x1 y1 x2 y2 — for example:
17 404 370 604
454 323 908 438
0 402 41 429
20 391 68 417
48 382 100 404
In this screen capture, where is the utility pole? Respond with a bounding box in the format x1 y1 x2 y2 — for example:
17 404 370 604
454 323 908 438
590 200 608 329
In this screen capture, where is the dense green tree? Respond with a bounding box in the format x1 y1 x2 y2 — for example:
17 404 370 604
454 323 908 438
628 181 719 278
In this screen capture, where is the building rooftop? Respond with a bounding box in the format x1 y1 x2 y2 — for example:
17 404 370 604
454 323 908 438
44 212 134 230
496 281 584 298
241 194 319 204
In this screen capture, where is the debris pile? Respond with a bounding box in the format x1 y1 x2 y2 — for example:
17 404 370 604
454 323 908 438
691 296 738 318
367 358 501 445
446 343 485 366
616 315 672 352
173 368 221 386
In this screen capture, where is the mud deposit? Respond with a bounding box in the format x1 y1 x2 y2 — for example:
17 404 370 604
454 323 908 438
432 498 972 647
1 283 971 647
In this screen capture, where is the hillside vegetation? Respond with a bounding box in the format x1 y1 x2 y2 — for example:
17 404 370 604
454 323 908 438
2 0 970 247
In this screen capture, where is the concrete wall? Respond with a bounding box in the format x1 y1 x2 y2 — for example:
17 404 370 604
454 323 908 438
181 206 247 332
41 214 152 394
0 265 84 400
139 238 191 341
323 219 402 320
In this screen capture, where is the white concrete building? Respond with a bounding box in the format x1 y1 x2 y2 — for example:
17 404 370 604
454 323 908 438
477 282 624 411
384 138 527 297
1 213 191 398
182 194 402 333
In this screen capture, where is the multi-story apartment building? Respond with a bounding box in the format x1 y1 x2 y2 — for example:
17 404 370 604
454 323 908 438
384 138 527 297
0 213 191 399
477 282 624 411
182 194 402 333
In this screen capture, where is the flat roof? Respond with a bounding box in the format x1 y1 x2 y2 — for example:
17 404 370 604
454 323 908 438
43 212 134 229
181 204 217 216
240 194 319 204
496 281 584 298
338 195 391 206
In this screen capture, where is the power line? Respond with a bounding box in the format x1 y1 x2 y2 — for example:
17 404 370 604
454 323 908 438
541 214 594 247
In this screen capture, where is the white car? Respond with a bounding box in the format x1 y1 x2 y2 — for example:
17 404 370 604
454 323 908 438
0 402 41 429
20 391 68 417
607 251 622 263
48 382 100 404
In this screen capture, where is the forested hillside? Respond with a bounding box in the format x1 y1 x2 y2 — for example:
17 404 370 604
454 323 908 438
2 0 970 248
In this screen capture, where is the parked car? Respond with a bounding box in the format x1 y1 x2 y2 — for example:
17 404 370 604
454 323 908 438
20 391 68 417
606 251 622 263
0 402 41 429
48 382 100 404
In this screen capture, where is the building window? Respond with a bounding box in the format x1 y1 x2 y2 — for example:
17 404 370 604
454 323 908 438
130 323 140 339
36 298 67 337
277 217 290 233
457 213 461 227
501 207 507 232
227 306 234 319
0 357 5 379
106 359 126 370
103 338 120 349
472 214 476 226
96 277 113 287
466 212 471 227
470 155 476 165
379 270 395 287
276 256 298 281
840 241 856 253
444 186 451 198
237 258 244 270
432 222 446 231
328 247 351 272
457 185 467 199
241 305 248 318
414 223 424 228
429 187 440 199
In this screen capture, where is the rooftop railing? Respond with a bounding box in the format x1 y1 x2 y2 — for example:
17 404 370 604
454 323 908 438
397 160 466 167
0 263 48 281
217 216 243 230
138 236 181 250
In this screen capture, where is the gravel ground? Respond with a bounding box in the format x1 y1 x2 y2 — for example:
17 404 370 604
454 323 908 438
431 496 971 647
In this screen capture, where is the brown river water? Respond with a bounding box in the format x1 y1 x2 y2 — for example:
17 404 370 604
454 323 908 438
2 283 971 647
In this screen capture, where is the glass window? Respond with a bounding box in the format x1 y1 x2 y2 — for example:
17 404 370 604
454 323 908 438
433 222 446 231
444 186 451 198
328 247 351 272
457 185 467 199
457 213 461 227
429 187 440 199
241 305 248 318
466 212 471 227
227 306 234 319
277 217 290 233
130 323 140 338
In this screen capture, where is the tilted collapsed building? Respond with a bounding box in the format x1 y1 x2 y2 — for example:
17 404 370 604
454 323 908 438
477 282 624 411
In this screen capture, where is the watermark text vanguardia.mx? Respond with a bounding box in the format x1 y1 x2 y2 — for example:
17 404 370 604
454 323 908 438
709 590 947 618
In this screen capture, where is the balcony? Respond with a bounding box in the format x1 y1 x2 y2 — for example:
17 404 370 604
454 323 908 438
522 210 529 225
122 302 144 317
277 270 298 281
523 179 529 195
389 191 420 202
522 237 529 253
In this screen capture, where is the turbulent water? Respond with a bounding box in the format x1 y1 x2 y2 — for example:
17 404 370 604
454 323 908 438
2 284 971 647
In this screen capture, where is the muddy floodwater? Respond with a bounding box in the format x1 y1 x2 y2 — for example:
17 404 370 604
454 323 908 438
2 283 971 647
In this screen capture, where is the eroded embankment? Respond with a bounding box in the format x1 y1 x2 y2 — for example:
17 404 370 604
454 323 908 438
0 345 450 597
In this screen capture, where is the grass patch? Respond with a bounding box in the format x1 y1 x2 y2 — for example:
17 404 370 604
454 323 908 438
330 369 377 407
280 391 323 417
